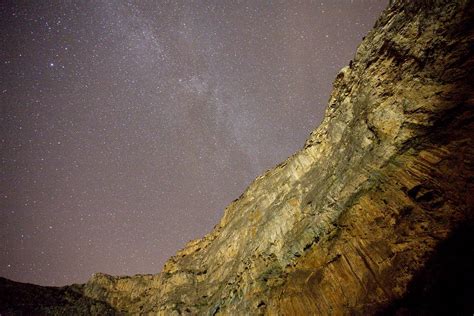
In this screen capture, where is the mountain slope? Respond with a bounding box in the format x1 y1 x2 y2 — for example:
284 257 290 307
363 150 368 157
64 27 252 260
2 0 474 315
0 277 116 315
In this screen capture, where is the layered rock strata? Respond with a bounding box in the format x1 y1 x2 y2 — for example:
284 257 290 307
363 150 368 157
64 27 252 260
1 0 473 315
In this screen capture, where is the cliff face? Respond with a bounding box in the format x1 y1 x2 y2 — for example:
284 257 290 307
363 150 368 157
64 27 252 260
2 0 474 315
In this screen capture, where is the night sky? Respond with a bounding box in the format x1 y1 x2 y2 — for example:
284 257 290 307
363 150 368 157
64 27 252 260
1 1 387 286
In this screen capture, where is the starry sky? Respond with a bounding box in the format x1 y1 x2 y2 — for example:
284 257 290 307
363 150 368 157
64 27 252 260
1 1 387 286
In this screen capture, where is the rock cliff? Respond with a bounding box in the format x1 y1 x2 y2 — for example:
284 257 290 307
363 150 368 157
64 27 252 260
2 0 474 315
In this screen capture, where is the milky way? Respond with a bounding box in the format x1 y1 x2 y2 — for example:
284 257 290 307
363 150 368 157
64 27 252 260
1 1 387 286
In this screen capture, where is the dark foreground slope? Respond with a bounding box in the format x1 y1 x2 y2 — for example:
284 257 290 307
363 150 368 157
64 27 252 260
0 277 116 315
2 0 474 315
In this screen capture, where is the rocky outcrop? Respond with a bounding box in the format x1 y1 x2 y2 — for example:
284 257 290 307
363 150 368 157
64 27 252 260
1 0 473 315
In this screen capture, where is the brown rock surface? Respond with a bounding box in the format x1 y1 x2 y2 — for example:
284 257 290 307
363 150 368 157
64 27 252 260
1 0 473 315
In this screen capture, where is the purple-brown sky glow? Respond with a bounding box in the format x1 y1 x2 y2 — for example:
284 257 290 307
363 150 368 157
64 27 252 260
1 1 387 286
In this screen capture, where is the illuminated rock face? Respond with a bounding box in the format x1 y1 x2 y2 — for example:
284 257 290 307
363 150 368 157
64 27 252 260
2 1 474 315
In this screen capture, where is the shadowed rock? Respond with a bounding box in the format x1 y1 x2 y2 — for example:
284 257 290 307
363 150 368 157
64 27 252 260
0 277 116 315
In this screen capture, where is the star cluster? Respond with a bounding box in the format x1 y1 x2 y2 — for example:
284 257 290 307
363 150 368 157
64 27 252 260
0 1 386 286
